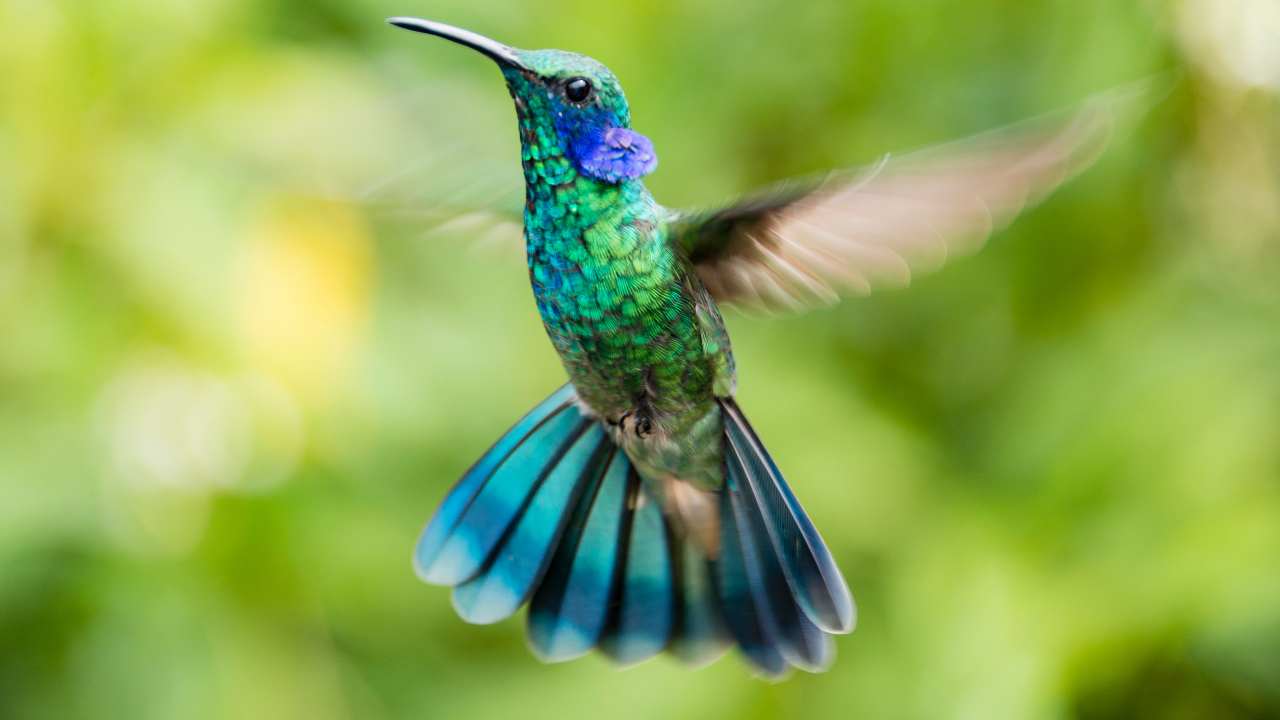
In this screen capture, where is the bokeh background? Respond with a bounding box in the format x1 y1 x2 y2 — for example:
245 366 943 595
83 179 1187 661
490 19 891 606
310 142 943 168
2 0 1279 718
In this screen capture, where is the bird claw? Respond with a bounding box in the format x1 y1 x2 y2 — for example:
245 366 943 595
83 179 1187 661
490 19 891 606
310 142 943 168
606 409 653 439
635 414 652 438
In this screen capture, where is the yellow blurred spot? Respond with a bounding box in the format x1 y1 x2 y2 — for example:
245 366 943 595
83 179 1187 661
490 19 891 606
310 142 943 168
240 197 372 407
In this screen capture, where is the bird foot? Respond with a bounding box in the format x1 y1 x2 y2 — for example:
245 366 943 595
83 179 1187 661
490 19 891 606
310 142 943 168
606 409 654 439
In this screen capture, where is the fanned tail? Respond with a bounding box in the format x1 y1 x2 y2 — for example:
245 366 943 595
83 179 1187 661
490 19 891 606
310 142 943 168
716 397 854 677
414 385 854 677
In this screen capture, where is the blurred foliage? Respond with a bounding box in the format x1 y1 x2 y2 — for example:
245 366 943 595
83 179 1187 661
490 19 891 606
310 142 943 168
2 0 1279 719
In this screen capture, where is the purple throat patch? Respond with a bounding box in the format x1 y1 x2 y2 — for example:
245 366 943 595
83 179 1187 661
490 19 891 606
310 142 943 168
574 126 658 184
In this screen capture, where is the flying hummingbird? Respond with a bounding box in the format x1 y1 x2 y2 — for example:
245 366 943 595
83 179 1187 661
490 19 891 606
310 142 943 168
390 16 1126 677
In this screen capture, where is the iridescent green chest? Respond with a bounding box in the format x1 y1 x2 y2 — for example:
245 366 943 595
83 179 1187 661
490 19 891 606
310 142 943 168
525 191 711 419
510 69 725 423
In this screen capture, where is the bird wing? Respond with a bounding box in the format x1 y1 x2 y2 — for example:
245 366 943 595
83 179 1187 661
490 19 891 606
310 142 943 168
669 86 1147 313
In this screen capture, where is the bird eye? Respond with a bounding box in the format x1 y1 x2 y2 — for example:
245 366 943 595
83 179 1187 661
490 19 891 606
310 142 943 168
564 77 593 103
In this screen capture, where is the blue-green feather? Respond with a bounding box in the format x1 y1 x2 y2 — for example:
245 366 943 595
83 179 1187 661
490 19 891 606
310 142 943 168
415 385 576 582
725 429 833 671
418 388 583 585
722 399 855 634
669 539 731 666
413 387 850 675
599 473 674 664
716 460 789 678
451 423 610 624
527 446 631 662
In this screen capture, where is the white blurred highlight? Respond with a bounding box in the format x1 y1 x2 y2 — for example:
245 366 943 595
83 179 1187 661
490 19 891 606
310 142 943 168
96 356 303 553
99 361 251 492
1178 0 1280 92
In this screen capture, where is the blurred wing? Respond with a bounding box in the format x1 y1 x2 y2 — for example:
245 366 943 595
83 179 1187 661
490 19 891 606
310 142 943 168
320 75 527 254
671 87 1143 312
356 136 526 253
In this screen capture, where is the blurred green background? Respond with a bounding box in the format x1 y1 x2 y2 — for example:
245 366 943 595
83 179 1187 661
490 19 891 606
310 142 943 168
2 0 1279 718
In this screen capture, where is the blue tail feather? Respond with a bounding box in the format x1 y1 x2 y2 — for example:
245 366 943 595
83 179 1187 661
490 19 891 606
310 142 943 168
716 458 790 678
415 385 577 583
514 441 612 653
668 538 731 666
452 423 610 624
422 404 586 586
599 473 675 665
722 398 856 634
414 386 854 676
725 430 834 672
527 445 631 662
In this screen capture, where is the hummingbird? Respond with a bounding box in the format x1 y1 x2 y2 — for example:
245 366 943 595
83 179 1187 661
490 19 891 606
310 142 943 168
390 16 1124 677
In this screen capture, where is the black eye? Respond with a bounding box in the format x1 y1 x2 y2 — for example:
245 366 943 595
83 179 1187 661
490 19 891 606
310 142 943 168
564 77 593 103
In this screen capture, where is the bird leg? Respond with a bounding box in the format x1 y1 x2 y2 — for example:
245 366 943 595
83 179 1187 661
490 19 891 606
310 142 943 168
604 390 657 440
606 408 654 439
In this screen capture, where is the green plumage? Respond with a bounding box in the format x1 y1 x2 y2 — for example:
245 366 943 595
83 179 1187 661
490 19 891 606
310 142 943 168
391 17 928 676
394 14 1117 677
504 54 731 495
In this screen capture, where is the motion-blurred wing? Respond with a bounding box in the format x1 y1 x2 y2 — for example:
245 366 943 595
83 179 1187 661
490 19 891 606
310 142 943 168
337 75 527 253
670 88 1142 312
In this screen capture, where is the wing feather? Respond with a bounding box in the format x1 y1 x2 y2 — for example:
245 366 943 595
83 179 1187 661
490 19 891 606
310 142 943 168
671 85 1152 312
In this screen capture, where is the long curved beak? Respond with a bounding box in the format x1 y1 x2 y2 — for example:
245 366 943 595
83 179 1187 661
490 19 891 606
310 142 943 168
387 17 528 71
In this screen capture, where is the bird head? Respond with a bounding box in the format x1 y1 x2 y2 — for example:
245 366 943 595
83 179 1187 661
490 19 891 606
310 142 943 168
389 17 657 185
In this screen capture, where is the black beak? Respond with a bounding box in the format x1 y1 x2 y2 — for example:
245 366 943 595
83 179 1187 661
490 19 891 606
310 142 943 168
387 17 528 71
